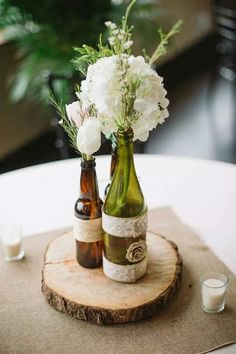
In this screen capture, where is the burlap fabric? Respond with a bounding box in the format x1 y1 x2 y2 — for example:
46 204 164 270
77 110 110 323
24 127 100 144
1 208 236 354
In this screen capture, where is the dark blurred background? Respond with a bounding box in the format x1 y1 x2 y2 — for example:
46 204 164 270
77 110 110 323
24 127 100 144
0 0 236 174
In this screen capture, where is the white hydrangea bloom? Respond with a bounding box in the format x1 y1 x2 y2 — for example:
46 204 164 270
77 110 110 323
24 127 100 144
98 112 117 135
77 118 102 155
127 56 169 141
80 56 122 119
80 55 169 142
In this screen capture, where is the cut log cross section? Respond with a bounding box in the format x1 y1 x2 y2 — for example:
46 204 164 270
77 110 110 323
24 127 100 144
42 231 182 325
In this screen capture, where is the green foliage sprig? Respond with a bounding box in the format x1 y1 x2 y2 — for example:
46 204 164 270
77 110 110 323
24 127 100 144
73 38 113 77
148 19 182 64
0 0 112 105
73 0 182 78
49 92 77 151
50 0 182 155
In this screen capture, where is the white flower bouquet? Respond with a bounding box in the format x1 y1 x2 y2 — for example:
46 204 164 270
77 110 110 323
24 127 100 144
50 0 182 280
52 0 181 159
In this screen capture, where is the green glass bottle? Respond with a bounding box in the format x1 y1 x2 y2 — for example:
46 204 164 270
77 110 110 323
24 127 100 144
104 141 117 197
103 128 148 282
74 158 104 269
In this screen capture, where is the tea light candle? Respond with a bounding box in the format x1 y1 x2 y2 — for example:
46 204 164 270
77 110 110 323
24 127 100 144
2 237 22 257
0 225 24 261
200 273 228 313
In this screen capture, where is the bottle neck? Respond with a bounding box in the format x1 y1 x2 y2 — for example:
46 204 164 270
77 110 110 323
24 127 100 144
79 158 99 201
104 128 145 217
116 129 135 172
110 144 117 180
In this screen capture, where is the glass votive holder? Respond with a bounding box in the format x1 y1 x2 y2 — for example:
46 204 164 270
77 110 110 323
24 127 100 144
200 272 228 314
0 225 24 261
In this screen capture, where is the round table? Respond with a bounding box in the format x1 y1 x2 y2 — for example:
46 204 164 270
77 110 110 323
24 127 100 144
0 154 235 353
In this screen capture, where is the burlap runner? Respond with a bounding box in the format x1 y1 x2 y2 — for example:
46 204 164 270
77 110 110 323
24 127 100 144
0 208 236 354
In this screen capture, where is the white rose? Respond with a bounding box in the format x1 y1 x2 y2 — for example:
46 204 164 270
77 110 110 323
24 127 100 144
65 101 82 128
77 118 101 155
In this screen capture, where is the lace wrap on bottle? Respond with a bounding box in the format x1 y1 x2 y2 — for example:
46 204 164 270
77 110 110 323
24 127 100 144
102 210 148 281
103 253 147 283
102 210 148 238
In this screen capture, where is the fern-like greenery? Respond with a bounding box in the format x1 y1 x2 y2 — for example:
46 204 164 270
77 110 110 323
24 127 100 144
49 92 78 150
1 0 181 112
53 0 181 155
0 0 112 106
73 1 181 78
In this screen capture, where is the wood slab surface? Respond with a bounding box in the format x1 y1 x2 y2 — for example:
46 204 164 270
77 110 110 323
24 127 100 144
42 231 182 325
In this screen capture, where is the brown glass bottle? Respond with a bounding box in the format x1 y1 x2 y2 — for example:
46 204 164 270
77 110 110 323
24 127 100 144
74 157 103 268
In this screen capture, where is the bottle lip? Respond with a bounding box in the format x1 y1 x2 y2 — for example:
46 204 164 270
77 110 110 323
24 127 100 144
81 157 96 168
117 128 134 140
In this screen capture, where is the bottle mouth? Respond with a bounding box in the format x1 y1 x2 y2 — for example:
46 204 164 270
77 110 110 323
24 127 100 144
81 157 96 168
117 128 134 140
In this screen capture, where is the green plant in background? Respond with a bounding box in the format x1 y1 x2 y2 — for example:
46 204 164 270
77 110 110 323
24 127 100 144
0 0 113 106
49 0 181 159
0 0 177 108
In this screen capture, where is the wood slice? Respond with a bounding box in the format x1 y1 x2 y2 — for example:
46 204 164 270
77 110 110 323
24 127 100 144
42 231 182 325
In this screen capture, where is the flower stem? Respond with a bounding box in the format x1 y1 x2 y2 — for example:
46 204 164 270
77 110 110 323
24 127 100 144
149 20 182 64
122 0 136 31
82 154 93 161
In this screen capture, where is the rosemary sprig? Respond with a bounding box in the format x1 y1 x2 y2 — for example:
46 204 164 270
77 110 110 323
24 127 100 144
49 91 78 150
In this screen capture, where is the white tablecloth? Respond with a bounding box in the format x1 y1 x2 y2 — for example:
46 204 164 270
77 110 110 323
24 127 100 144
0 154 235 353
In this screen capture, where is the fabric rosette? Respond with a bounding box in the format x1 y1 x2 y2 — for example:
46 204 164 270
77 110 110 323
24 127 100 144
126 240 147 263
